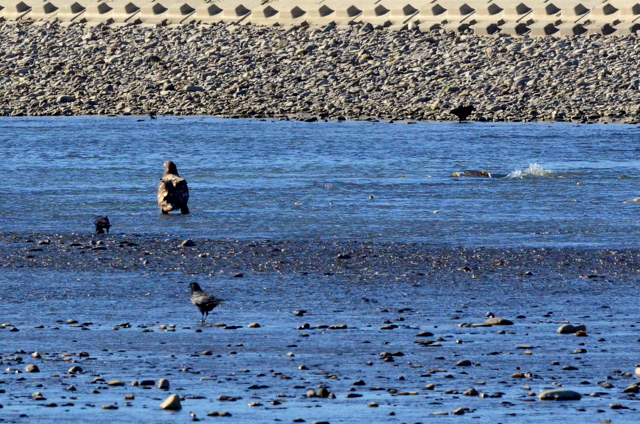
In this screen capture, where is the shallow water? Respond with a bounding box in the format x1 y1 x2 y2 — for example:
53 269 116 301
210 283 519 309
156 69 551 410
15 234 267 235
3 117 640 423
3 264 640 424
2 116 640 247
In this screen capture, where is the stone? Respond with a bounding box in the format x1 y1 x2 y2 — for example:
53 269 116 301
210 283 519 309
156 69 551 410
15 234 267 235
610 402 629 409
207 410 232 416
159 394 182 410
623 382 640 393
57 95 76 103
557 324 587 334
68 365 83 374
538 389 582 401
24 364 40 373
157 378 170 389
482 317 514 326
463 387 479 396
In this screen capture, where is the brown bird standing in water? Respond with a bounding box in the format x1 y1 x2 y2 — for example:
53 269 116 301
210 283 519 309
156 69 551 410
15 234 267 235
157 160 190 214
189 282 223 322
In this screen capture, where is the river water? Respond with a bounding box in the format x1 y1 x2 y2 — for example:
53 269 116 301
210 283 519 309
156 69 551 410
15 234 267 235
3 116 640 247
2 117 640 424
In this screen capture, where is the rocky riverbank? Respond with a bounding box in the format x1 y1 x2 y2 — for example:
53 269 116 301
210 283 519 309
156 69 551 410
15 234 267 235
3 232 640 423
1 20 639 122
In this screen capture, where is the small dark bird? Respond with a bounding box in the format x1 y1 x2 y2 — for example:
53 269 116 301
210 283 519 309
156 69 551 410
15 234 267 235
157 160 190 214
189 282 223 322
149 113 157 119
450 105 476 122
93 216 111 234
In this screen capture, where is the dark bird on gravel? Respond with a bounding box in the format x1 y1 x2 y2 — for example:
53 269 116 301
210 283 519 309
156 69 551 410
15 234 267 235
157 160 190 214
450 105 475 122
93 216 111 234
190 282 223 322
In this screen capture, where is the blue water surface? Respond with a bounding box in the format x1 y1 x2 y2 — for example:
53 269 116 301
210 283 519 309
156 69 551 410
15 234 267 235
2 116 640 247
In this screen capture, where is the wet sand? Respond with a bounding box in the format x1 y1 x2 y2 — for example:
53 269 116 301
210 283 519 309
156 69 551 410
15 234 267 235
2 232 640 423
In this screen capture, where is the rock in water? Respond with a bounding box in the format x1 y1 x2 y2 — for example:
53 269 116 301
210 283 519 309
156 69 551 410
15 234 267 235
160 394 182 410
556 324 587 334
538 389 582 401
157 161 189 214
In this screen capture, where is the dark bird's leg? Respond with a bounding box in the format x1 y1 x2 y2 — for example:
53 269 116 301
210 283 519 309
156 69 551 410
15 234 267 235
181 205 190 215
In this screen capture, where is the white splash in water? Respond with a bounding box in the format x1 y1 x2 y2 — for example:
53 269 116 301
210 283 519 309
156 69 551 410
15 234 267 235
506 162 552 179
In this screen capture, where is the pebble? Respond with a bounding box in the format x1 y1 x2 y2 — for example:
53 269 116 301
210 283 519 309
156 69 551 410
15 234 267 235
208 410 232 416
481 317 514 326
557 324 587 334
610 403 629 409
159 394 182 410
538 389 582 401
24 364 39 373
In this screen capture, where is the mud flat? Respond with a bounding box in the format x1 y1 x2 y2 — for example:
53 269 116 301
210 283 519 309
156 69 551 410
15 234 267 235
1 20 639 123
1 232 640 423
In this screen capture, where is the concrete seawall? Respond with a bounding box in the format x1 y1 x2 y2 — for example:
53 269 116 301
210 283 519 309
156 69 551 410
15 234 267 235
0 0 639 36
